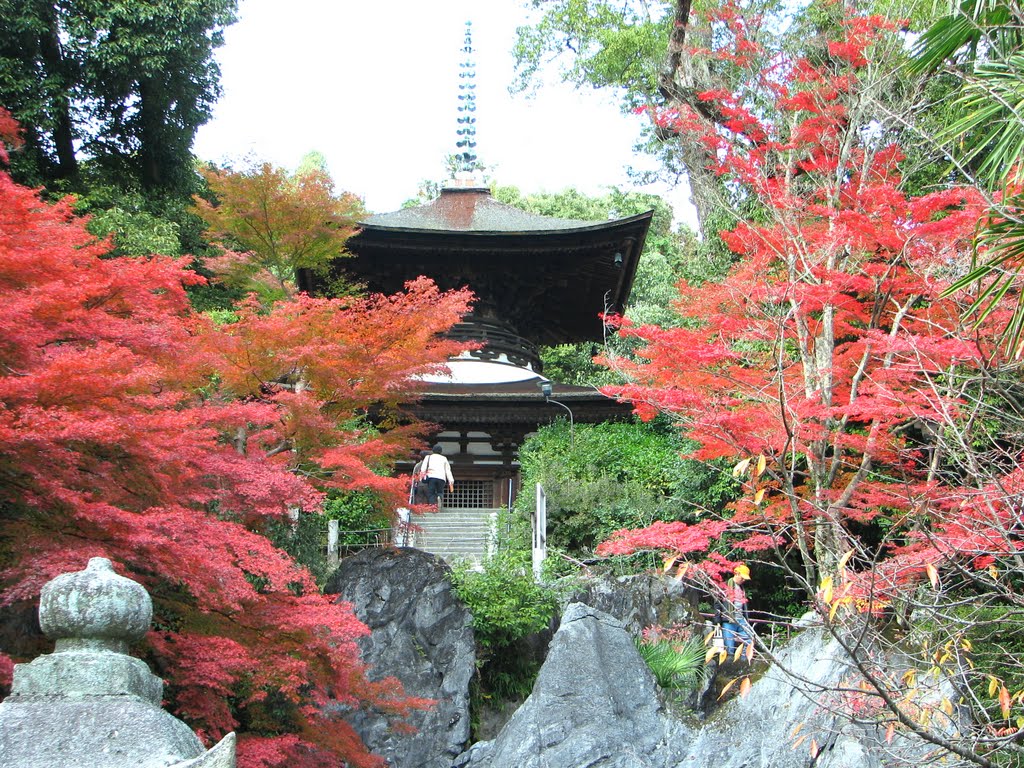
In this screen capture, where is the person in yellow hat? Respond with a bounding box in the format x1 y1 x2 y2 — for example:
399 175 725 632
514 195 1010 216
716 563 752 656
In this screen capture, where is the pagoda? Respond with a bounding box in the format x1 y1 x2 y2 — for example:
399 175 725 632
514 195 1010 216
301 23 652 528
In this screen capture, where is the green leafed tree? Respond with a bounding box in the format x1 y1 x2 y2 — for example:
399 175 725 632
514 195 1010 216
514 419 737 556
0 0 237 194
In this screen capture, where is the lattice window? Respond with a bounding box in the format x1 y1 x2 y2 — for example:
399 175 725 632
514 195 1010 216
445 480 494 509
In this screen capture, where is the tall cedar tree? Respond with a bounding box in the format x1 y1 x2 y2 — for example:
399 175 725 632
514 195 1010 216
0 0 237 192
0 110 473 768
597 4 1012 606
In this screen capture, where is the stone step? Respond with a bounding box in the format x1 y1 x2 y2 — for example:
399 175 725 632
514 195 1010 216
412 520 491 530
399 507 500 564
411 518 495 528
413 529 489 540
411 518 493 530
416 538 489 550
412 512 494 522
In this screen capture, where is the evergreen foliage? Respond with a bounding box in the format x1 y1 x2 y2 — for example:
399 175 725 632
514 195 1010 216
450 552 559 702
0 0 237 194
515 420 737 556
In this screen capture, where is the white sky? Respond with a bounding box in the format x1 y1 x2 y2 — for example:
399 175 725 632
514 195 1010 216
193 0 698 227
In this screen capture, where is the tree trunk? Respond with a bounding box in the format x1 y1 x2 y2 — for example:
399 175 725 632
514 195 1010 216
656 0 732 235
137 77 164 191
37 0 78 181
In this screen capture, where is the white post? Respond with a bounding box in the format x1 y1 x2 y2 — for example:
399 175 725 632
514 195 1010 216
533 483 547 582
394 507 412 547
327 519 339 569
488 511 498 559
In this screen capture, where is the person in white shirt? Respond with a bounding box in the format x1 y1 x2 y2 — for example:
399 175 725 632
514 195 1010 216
420 444 454 505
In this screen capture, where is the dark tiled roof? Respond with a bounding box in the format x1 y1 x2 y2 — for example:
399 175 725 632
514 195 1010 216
363 187 611 233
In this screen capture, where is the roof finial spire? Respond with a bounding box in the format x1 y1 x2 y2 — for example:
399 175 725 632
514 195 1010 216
454 20 478 180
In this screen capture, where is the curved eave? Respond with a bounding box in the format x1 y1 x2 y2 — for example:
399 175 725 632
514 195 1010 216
339 211 654 345
410 385 634 427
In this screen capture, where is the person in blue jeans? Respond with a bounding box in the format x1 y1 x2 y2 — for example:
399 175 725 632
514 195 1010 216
716 563 752 656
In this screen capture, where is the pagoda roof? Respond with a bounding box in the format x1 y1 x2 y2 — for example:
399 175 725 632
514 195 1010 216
363 186 626 233
326 187 654 346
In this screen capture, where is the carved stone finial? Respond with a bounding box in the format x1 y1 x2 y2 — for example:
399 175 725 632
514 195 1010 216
0 559 236 768
39 557 152 653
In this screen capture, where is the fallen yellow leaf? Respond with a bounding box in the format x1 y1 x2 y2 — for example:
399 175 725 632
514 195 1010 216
740 676 752 698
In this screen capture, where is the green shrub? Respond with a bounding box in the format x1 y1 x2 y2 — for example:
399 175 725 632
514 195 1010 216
451 551 560 722
322 491 392 547
451 552 558 655
264 490 392 586
514 419 738 558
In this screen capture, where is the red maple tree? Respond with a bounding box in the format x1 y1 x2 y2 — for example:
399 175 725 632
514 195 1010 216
592 10 1024 756
0 108 472 768
595 6 1010 593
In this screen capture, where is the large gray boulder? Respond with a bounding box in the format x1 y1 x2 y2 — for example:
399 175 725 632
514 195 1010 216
325 547 475 768
676 626 875 768
456 596 958 768
458 602 689 768
0 557 234 768
676 621 962 768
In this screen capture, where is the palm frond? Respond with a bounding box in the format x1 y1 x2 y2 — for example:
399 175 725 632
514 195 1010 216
636 636 710 690
943 196 1024 353
909 0 1022 73
943 54 1024 189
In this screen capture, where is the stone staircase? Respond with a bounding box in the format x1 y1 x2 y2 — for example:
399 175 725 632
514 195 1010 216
406 507 496 564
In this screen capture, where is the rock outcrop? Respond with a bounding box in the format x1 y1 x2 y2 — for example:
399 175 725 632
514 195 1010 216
678 622 961 768
569 572 703 637
457 595 954 768
324 547 475 768
457 602 688 768
678 626 877 768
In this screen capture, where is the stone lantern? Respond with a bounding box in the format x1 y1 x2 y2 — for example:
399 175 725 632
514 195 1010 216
0 557 235 767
